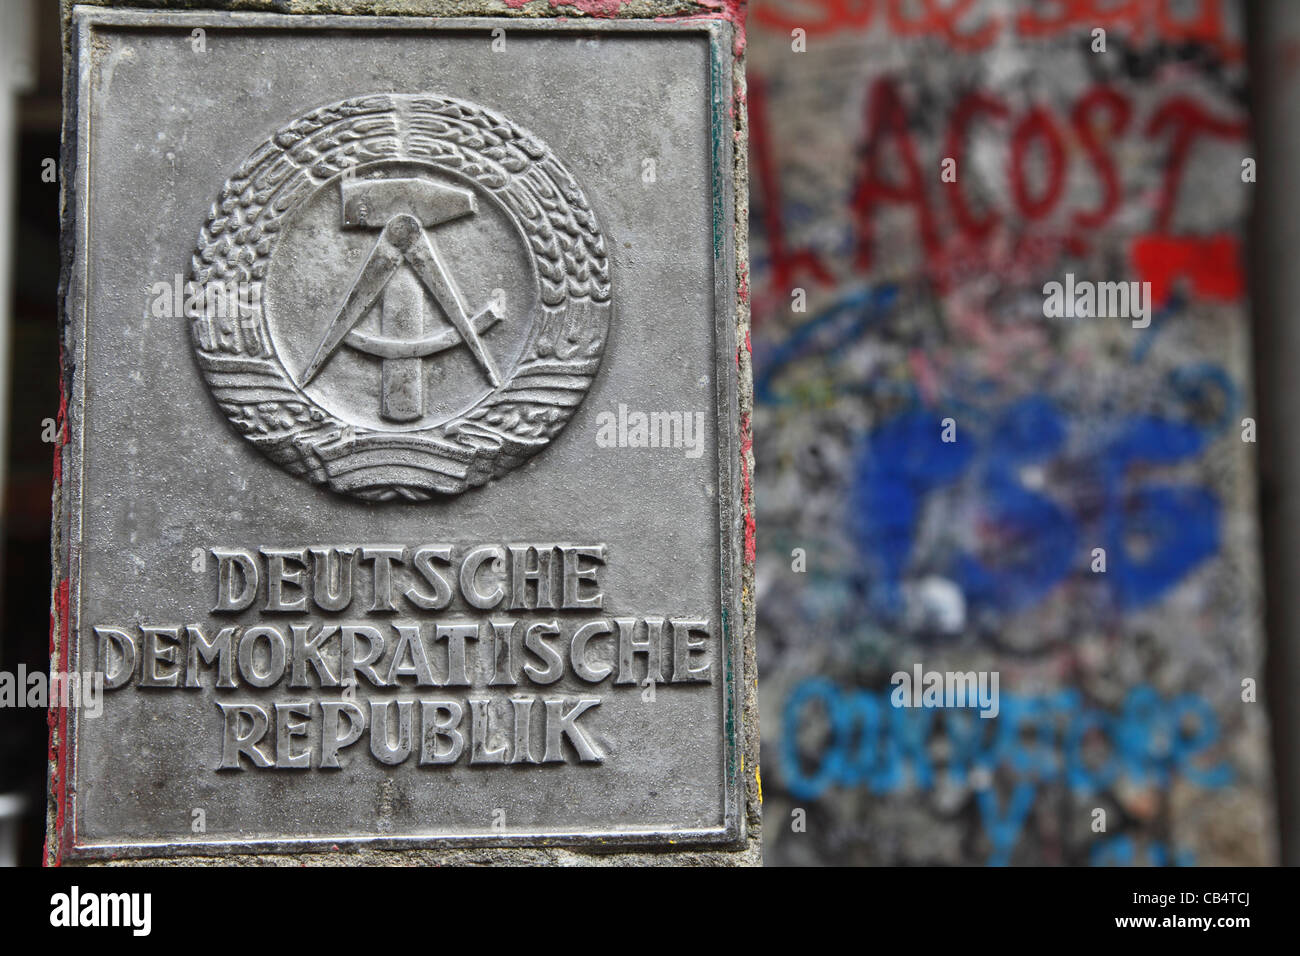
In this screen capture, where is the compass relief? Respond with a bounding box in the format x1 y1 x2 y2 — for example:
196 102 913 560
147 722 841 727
188 93 611 501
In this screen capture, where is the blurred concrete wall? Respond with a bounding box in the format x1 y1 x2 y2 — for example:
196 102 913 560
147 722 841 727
748 0 1277 865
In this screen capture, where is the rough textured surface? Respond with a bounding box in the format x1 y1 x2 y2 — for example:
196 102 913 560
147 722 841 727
50 0 756 866
748 0 1275 866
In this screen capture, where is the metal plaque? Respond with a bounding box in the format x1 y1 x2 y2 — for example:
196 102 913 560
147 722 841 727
53 8 742 859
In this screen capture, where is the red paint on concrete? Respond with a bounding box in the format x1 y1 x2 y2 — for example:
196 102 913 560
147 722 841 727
696 0 747 56
51 381 66 485
554 0 629 15
45 577 70 867
1145 97 1247 232
750 0 1242 63
45 354 73 866
740 411 756 565
1132 234 1245 306
653 0 747 57
731 77 747 129
749 76 833 320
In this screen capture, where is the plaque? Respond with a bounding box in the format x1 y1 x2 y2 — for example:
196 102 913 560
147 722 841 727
51 8 748 860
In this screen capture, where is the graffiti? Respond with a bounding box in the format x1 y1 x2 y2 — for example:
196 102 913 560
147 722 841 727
800 78 1245 284
749 0 1273 866
749 75 836 309
1091 834 1195 866
782 679 1232 798
753 284 900 404
752 0 1245 63
781 678 1228 864
1131 234 1244 305
853 390 1226 618
750 78 1247 320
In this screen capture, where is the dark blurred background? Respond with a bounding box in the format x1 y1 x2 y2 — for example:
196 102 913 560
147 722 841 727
2 0 64 866
1 0 1297 866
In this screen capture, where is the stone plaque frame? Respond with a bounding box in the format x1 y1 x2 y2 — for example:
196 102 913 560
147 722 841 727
50 6 751 863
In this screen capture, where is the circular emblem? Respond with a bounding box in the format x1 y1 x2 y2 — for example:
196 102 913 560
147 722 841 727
189 93 610 501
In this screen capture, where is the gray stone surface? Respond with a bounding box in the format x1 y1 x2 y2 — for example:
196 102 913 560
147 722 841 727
50 0 757 866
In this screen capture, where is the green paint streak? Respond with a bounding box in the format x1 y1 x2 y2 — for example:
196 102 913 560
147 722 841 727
706 29 738 799
721 604 735 787
708 32 726 263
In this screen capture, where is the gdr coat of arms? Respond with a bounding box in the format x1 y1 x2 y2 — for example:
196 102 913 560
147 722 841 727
189 93 610 501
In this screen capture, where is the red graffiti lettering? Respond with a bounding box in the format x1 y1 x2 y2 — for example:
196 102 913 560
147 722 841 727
1010 108 1068 221
852 78 939 270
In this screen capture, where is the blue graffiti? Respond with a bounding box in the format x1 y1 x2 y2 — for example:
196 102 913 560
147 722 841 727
978 783 1037 867
955 396 1079 613
853 409 973 617
1130 291 1186 363
781 678 1230 865
754 284 900 404
1097 414 1220 608
1091 835 1195 867
781 679 1231 803
853 382 1228 616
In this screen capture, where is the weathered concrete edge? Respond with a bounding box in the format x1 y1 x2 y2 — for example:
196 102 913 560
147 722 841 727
49 0 757 867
